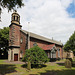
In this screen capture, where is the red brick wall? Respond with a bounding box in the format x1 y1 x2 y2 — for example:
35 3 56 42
20 32 27 56
30 37 51 49
9 24 21 46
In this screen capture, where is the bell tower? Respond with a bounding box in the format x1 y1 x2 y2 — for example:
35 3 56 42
8 11 22 61
11 11 20 25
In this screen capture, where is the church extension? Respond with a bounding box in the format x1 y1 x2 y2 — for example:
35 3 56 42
8 12 63 61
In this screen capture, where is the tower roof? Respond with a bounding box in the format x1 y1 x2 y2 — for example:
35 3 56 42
12 11 20 17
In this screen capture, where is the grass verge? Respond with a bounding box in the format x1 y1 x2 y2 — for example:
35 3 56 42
0 60 75 75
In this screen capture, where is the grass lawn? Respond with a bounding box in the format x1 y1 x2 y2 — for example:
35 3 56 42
0 60 75 75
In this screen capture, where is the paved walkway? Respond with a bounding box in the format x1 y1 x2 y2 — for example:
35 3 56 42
47 61 64 66
4 60 25 64
4 60 64 65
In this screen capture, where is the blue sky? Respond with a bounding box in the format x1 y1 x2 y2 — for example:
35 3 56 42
0 0 75 44
67 0 75 18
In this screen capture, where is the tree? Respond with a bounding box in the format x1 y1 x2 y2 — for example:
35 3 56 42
0 0 24 11
0 27 9 59
64 31 75 55
0 0 24 21
22 46 49 69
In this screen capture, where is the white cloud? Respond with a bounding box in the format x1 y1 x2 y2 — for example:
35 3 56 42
0 9 12 28
0 0 75 44
60 0 73 8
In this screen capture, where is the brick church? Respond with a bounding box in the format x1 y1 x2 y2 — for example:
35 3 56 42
8 11 63 61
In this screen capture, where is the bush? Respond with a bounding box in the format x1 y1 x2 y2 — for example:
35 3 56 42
22 46 49 67
65 59 72 68
57 57 61 61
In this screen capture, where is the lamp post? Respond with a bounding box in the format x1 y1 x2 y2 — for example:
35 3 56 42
0 8 2 22
28 22 30 49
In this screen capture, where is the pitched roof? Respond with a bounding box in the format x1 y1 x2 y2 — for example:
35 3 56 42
20 29 63 46
42 44 55 50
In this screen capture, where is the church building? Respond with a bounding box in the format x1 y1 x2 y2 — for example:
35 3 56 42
8 12 63 61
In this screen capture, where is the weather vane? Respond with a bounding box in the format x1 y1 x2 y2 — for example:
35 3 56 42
13 6 17 13
14 10 17 12
0 8 2 22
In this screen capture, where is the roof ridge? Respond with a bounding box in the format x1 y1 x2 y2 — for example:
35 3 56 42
20 29 63 46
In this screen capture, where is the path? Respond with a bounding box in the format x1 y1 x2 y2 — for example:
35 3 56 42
4 60 25 64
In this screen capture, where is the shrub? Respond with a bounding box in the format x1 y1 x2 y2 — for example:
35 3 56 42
65 59 72 68
22 46 49 69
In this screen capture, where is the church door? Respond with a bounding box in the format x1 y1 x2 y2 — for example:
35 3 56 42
14 54 18 61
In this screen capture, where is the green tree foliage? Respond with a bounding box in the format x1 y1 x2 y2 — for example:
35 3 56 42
22 46 49 64
0 27 9 59
0 0 24 11
64 31 75 55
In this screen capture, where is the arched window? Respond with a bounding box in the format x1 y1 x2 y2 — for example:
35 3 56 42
18 16 20 22
20 50 23 58
21 37 23 43
58 48 60 57
20 50 23 54
12 16 14 21
51 47 56 58
16 16 18 21
33 42 38 46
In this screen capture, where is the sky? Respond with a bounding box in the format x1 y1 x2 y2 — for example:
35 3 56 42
0 0 75 44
